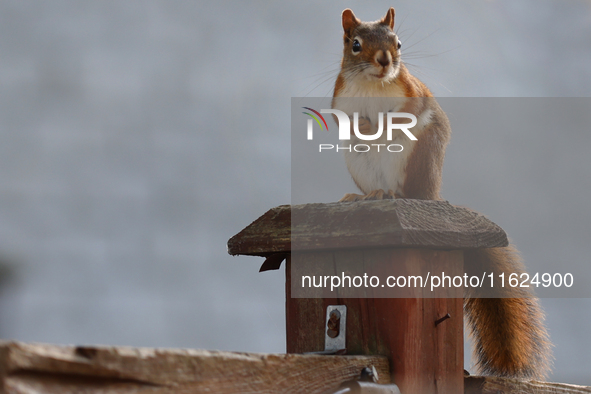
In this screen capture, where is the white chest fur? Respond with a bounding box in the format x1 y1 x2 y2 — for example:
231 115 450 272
332 94 433 195
343 130 415 195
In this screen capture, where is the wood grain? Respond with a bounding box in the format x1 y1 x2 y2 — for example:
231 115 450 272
227 199 508 258
0 341 390 394
465 376 591 394
286 249 464 394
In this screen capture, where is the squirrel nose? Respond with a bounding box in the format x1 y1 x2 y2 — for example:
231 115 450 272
375 50 391 68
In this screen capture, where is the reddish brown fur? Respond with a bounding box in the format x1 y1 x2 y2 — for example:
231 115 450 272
394 64 433 98
332 7 552 379
464 247 552 378
333 73 345 99
402 104 449 200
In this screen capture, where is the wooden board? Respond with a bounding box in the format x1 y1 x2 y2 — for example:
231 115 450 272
0 341 390 394
465 376 591 394
227 199 508 258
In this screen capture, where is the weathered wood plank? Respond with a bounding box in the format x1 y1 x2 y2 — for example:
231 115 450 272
465 376 591 394
0 341 390 394
228 204 291 257
227 199 508 257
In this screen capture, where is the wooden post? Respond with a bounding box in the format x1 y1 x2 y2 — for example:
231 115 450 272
228 199 508 394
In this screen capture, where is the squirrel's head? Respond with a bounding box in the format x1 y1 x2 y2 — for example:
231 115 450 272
340 8 402 84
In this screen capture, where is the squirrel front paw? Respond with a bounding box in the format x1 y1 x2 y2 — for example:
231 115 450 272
339 193 366 202
357 117 372 135
349 116 373 135
363 189 395 200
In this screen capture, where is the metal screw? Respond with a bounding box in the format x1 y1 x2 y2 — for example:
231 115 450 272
435 313 451 326
327 310 341 338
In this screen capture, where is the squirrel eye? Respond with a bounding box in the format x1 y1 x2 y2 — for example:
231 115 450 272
352 39 362 54
397 39 402 50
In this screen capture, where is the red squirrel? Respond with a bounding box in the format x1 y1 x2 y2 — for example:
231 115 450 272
331 7 552 379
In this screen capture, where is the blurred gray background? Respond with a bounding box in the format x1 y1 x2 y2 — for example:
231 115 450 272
0 0 589 385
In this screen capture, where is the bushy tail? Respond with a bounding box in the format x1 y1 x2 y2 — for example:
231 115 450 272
463 246 552 379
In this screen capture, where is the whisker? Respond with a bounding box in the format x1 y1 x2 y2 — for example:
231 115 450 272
404 46 460 60
402 28 442 52
301 71 340 97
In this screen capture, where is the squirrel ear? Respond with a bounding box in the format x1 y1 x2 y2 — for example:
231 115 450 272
342 9 360 35
380 7 395 30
